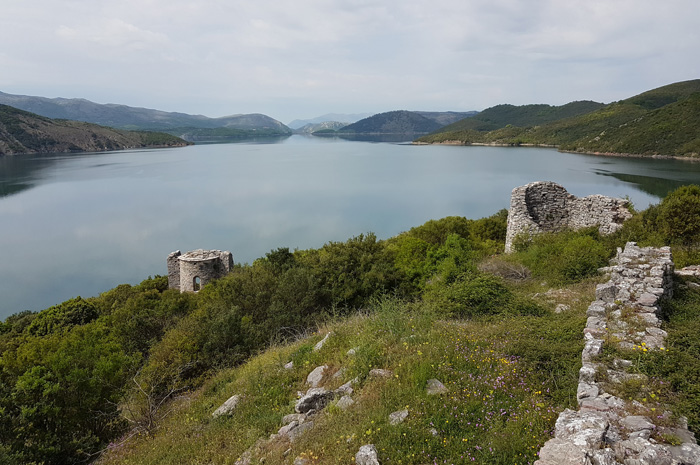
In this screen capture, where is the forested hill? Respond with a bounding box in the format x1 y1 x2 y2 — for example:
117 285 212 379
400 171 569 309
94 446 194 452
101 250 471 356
0 105 190 155
0 91 291 135
416 79 700 157
435 101 605 133
339 110 444 134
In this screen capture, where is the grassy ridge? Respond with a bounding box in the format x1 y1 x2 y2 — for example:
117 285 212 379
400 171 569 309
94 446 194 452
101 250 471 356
417 80 700 157
97 296 587 465
435 101 605 133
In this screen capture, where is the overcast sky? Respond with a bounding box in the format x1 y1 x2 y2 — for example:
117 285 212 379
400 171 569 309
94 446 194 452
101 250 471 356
1 0 698 124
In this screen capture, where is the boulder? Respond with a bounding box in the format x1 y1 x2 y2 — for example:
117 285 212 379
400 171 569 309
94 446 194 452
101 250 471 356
212 394 241 418
355 444 379 465
295 388 335 414
306 365 327 388
389 409 409 425
426 379 448 395
336 395 355 410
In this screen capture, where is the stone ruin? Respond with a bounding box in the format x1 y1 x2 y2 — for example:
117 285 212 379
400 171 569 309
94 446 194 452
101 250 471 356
535 243 700 465
167 249 233 292
505 181 633 253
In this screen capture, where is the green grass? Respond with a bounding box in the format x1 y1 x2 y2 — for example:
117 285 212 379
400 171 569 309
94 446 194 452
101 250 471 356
97 289 587 465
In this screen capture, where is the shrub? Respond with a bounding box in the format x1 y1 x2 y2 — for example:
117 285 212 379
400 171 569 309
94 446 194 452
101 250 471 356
26 297 98 336
657 185 700 245
514 229 611 284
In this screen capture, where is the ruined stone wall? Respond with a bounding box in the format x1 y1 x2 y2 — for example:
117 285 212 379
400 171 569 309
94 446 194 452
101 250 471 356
505 182 632 253
167 249 234 293
536 243 700 465
166 250 182 290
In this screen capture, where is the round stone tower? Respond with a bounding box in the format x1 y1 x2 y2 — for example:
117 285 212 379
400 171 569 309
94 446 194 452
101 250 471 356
167 249 234 292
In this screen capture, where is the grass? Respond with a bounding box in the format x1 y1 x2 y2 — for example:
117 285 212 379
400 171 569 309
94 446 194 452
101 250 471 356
97 285 588 465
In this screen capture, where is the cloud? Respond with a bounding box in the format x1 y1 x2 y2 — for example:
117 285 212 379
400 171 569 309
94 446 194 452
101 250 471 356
0 0 697 120
56 19 168 51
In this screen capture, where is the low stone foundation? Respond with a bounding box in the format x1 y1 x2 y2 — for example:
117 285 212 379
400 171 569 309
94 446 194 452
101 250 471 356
505 182 632 253
536 243 700 465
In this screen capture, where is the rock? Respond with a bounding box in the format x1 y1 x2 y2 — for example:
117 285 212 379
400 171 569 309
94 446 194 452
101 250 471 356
278 421 299 437
212 394 241 418
426 379 448 395
293 457 309 465
288 421 314 442
636 292 658 307
313 332 332 352
582 337 603 362
284 361 294 370
295 388 335 414
576 382 599 402
347 347 357 355
614 437 674 465
596 283 618 303
335 378 357 395
306 365 327 388
668 443 700 465
369 368 393 379
336 395 354 410
282 413 305 425
389 409 409 425
355 444 379 465
554 409 609 448
332 367 347 379
534 438 590 465
555 304 571 313
579 363 597 384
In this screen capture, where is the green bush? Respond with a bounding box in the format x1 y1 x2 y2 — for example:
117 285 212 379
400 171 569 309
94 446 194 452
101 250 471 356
514 229 611 284
658 185 700 245
26 297 98 336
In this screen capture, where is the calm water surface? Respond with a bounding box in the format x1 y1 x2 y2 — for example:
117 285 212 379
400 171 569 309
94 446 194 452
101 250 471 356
2 135 700 318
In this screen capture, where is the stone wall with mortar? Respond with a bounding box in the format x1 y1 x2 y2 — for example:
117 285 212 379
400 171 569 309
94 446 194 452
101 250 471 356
535 242 700 465
167 249 233 293
505 181 632 253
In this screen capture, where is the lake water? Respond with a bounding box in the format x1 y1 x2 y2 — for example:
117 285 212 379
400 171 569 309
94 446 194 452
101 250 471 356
2 135 700 319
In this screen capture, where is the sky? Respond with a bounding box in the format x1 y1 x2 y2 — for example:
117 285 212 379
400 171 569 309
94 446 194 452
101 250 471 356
1 0 698 124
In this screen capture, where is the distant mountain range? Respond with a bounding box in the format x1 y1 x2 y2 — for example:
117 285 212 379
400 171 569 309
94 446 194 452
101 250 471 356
295 110 479 135
287 113 373 129
0 105 189 155
314 110 477 136
294 121 349 134
0 92 292 139
416 79 700 158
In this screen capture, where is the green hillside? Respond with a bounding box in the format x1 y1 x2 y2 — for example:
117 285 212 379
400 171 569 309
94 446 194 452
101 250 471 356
417 80 700 157
0 105 190 155
434 101 605 133
3 187 700 464
0 92 292 134
340 111 443 134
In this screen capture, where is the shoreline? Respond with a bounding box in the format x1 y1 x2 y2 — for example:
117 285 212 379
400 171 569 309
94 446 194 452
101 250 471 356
413 140 700 162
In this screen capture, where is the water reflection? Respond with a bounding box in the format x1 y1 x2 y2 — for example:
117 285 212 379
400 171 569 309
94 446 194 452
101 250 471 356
593 170 690 199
